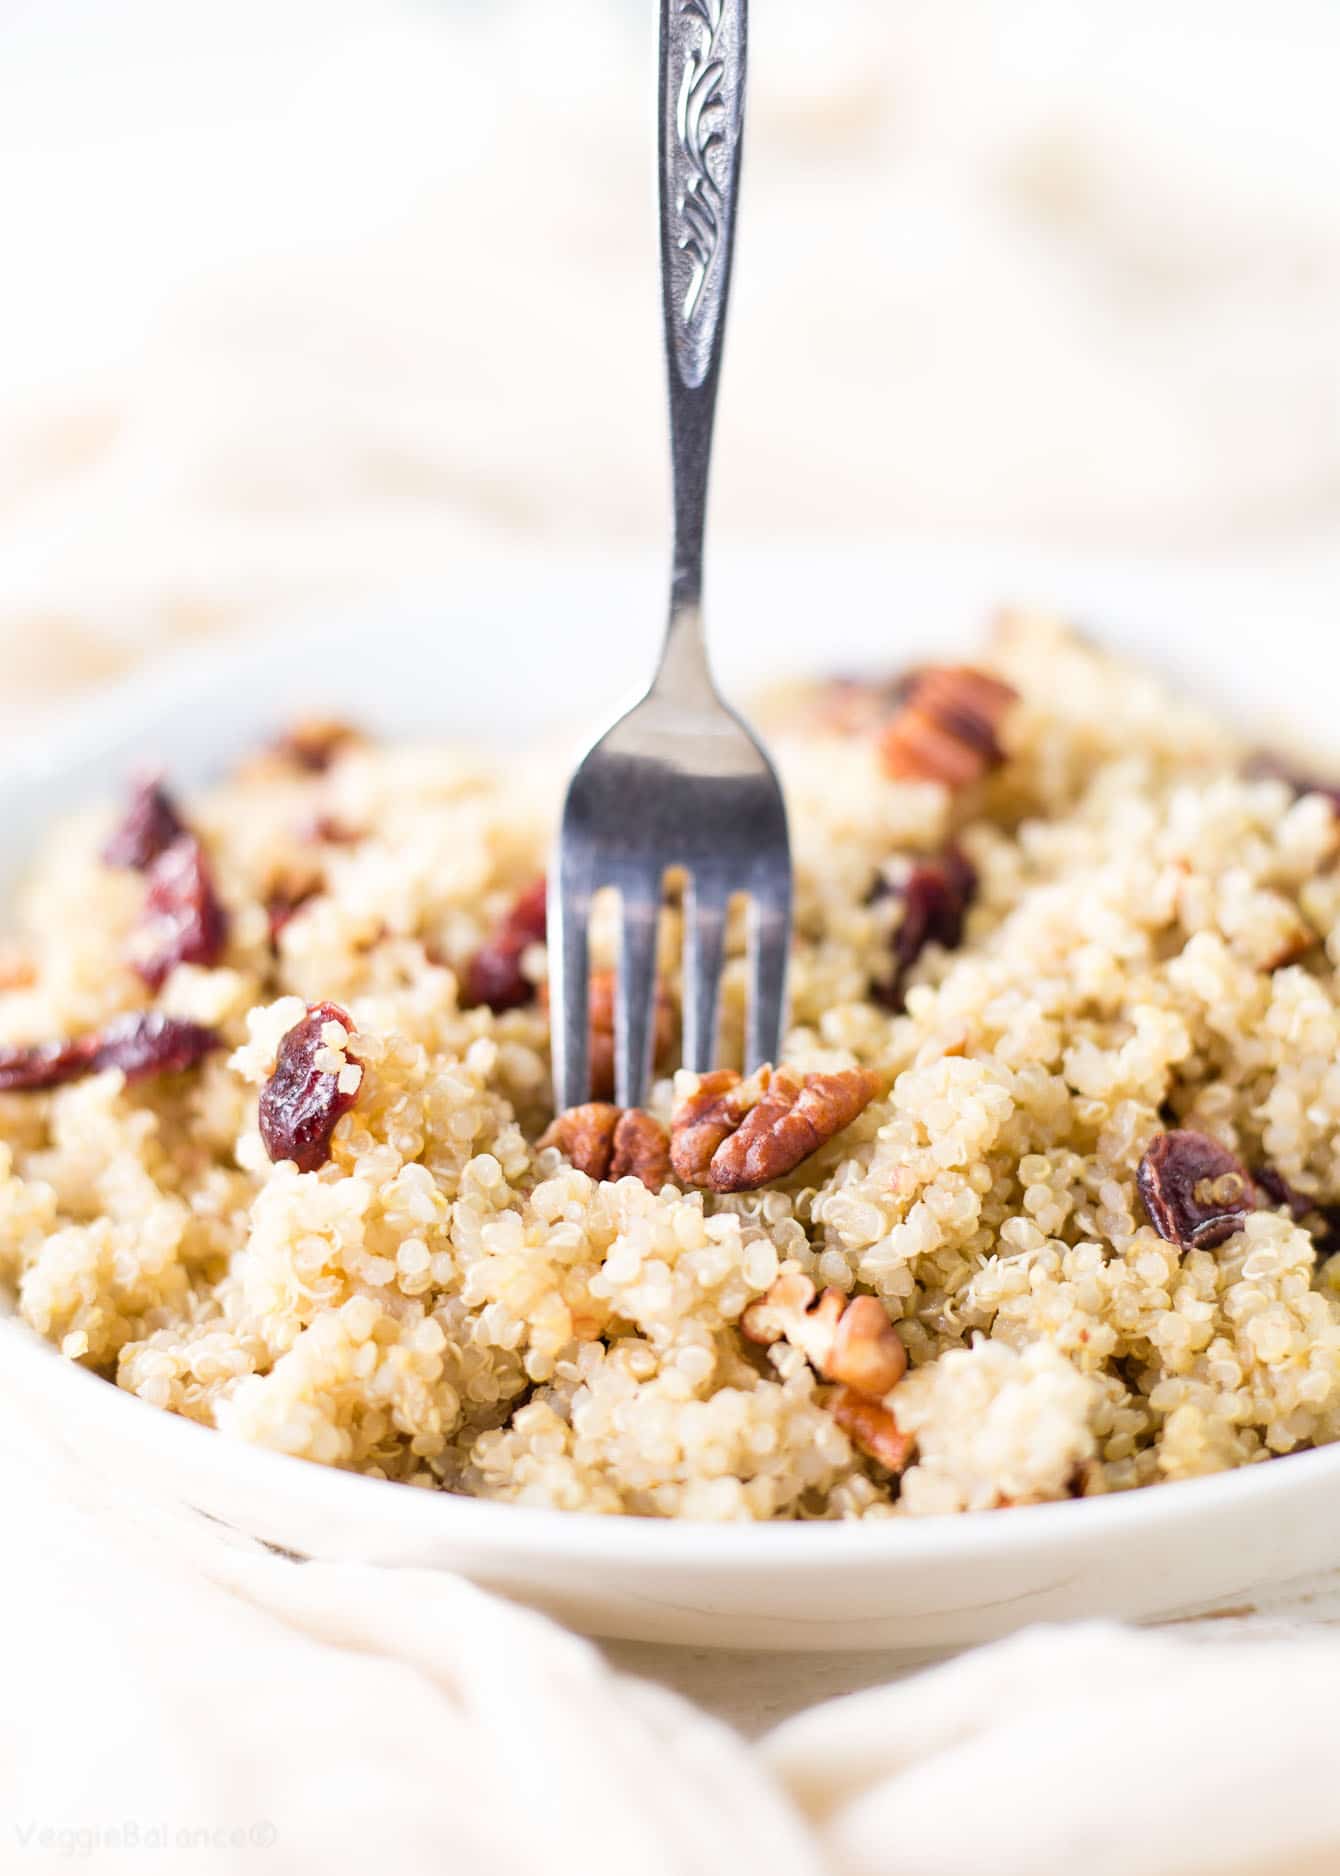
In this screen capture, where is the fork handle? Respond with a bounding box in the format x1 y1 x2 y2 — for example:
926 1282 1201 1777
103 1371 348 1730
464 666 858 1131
658 0 746 647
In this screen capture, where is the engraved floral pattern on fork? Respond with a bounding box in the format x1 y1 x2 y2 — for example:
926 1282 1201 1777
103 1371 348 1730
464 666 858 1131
675 0 728 322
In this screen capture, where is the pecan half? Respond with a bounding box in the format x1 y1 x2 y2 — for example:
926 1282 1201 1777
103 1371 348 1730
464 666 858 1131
1138 1129 1256 1252
877 665 1017 787
609 1107 672 1189
102 774 186 871
586 971 676 1100
539 1103 670 1191
670 1064 880 1193
741 1272 906 1395
538 969 676 1100
465 877 549 1014
830 1386 916 1474
274 717 364 773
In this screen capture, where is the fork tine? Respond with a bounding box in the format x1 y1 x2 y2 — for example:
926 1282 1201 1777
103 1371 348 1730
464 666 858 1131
682 870 730 1073
746 879 791 1072
549 854 592 1110
614 869 663 1109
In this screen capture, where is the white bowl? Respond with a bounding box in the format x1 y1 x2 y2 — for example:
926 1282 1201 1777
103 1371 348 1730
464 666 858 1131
6 541 1340 1651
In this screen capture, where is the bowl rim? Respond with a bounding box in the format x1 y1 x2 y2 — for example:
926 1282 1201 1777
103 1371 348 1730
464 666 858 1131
6 1306 1340 1568
5 560 1340 1575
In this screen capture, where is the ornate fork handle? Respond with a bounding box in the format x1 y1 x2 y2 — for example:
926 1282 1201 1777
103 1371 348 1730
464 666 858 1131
658 0 746 628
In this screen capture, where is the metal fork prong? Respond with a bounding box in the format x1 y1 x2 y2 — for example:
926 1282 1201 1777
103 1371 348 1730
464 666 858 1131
746 884 791 1072
549 861 592 1110
682 872 730 1074
614 873 664 1109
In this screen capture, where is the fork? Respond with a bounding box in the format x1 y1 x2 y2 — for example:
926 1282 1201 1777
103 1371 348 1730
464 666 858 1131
549 0 792 1113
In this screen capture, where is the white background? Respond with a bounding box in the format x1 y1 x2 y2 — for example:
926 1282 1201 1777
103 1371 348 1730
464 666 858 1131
1 0 1339 715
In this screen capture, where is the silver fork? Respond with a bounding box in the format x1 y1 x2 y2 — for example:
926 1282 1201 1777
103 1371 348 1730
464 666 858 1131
549 0 791 1113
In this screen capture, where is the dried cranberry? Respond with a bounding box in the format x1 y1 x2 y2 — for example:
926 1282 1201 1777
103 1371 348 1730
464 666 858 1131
102 776 186 871
134 838 228 987
0 1011 218 1094
258 1001 360 1172
1138 1131 1256 1252
0 1036 97 1092
464 877 548 1013
871 847 977 1010
1254 1165 1340 1259
1243 752 1340 811
91 1011 219 1080
1253 1165 1312 1221
465 945 529 1014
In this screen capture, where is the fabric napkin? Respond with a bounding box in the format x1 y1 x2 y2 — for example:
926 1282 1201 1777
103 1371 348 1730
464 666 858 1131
1 1416 1337 1876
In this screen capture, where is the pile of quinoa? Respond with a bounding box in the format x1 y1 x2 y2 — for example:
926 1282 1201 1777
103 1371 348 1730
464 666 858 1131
4 610 1340 1521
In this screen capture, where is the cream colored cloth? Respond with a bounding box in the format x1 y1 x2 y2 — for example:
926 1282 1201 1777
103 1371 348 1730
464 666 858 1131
2 1425 1337 1876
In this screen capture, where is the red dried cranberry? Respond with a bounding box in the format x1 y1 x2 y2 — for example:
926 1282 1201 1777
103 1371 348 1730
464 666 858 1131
1254 1165 1340 1259
0 1036 97 1092
91 1011 219 1080
1243 753 1340 811
464 877 548 1014
504 878 549 949
0 1011 218 1094
1253 1165 1312 1221
102 776 186 871
871 847 977 1011
1138 1131 1256 1252
258 1001 360 1172
465 945 529 1014
134 838 228 988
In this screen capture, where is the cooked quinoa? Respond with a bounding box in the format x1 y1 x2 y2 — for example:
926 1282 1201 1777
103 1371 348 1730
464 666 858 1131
4 611 1340 1520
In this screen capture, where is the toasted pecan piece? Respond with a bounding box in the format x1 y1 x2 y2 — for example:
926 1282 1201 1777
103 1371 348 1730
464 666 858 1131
275 717 365 773
586 970 676 1100
670 1063 880 1193
830 1386 916 1474
0 947 36 992
541 1102 619 1177
741 1272 906 1395
609 1107 672 1189
539 969 676 1100
878 665 1017 787
539 1102 671 1192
